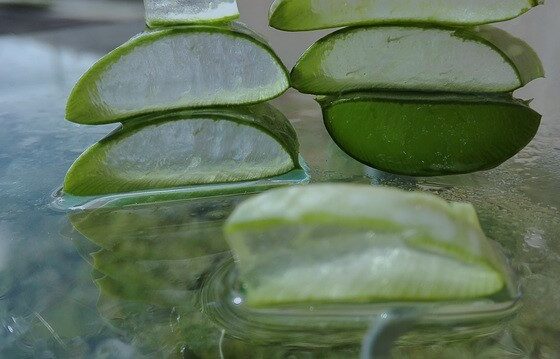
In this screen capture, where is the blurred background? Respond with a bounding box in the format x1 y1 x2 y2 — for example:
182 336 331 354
0 0 558 72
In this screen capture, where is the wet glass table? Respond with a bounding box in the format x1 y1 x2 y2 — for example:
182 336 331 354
0 2 559 357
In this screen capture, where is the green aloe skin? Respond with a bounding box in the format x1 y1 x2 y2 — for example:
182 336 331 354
320 92 541 176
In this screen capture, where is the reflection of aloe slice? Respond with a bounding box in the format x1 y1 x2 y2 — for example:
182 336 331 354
66 24 289 124
226 184 512 307
320 92 541 176
94 251 230 299
69 196 241 255
291 26 543 94
269 0 542 31
64 104 300 196
144 0 239 28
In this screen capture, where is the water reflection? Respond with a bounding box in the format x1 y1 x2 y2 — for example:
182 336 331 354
63 193 529 358
69 195 242 357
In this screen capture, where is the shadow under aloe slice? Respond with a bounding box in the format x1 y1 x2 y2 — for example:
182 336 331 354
66 23 289 125
320 92 541 177
269 0 542 31
63 104 301 197
225 184 513 308
291 25 543 95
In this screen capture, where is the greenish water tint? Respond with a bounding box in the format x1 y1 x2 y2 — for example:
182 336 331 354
1 21 560 358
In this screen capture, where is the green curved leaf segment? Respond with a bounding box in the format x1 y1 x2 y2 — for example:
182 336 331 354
66 23 289 125
64 104 301 196
226 184 513 307
320 92 541 176
291 25 543 95
269 0 542 31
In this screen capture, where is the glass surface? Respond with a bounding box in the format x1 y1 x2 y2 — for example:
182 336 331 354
0 1 559 357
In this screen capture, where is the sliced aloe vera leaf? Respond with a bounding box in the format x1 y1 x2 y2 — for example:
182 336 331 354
64 104 300 196
320 92 541 176
269 0 542 31
291 25 543 94
144 0 239 28
66 23 289 125
226 184 512 307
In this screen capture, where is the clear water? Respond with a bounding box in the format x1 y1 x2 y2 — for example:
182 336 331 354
1 6 559 358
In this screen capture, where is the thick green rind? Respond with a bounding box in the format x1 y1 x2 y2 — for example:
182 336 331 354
66 23 289 125
291 25 543 95
225 185 510 303
319 92 541 176
466 26 545 85
56 165 309 211
63 104 301 196
269 0 542 31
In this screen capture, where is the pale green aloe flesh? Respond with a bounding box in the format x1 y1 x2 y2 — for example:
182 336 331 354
144 0 239 28
64 104 300 196
291 25 543 95
66 23 289 125
225 184 511 307
269 0 542 31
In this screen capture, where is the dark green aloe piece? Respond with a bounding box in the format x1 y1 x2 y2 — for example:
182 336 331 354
320 92 541 176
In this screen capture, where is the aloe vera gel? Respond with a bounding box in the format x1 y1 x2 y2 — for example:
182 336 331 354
144 0 239 28
226 184 511 307
278 2 544 176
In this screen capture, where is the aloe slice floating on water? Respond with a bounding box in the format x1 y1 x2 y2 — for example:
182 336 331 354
226 184 511 307
291 26 543 94
320 92 541 176
64 104 300 196
269 0 542 31
66 24 289 125
144 0 239 28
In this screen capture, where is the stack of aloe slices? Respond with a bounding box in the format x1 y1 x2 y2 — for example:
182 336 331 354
62 1 307 204
271 0 544 176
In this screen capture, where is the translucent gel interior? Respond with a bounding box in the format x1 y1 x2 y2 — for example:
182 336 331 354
144 0 239 24
105 118 294 185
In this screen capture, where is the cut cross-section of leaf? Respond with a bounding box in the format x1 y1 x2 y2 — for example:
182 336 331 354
269 0 542 31
144 0 239 28
64 104 301 196
66 23 289 125
320 92 541 176
291 26 543 94
225 184 512 307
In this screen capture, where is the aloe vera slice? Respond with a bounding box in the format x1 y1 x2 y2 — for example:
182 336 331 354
269 0 542 31
226 184 510 307
321 92 541 176
144 0 239 28
291 26 543 94
64 104 300 196
66 24 289 125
